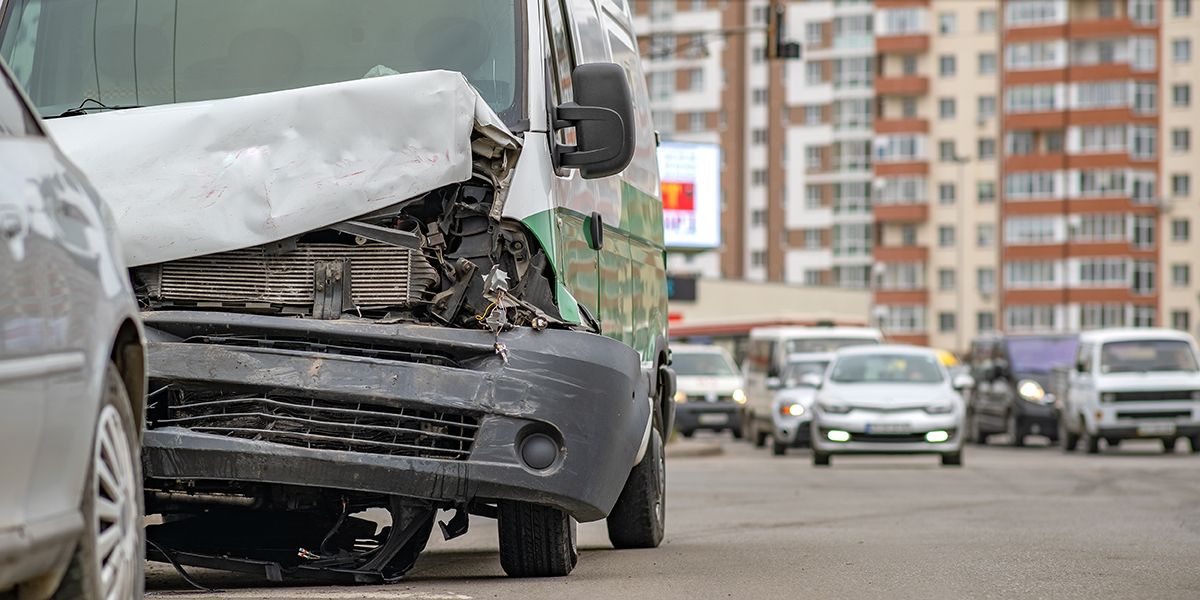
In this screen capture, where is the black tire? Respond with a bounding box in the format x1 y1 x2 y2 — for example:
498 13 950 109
1162 438 1177 453
1060 418 1079 452
941 452 963 467
730 424 744 440
498 502 578 577
1082 426 1101 455
1105 438 1121 448
1007 411 1025 447
771 436 787 456
1190 435 1200 454
752 420 768 448
54 363 144 600
606 429 665 549
971 415 989 446
679 429 695 439
812 451 831 467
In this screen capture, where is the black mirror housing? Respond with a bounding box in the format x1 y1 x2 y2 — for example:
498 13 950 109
555 63 636 179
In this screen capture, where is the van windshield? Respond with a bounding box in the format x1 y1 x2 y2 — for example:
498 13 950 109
786 338 879 354
0 0 524 126
1101 340 1200 374
673 352 739 377
1006 337 1078 374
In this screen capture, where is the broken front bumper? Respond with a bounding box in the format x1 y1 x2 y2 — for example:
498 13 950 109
141 312 649 522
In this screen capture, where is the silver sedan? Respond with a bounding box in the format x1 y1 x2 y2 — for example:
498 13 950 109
810 346 972 467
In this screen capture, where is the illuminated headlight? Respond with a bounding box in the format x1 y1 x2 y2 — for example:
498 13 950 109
732 388 748 404
925 430 950 443
826 430 851 442
1017 380 1046 403
924 404 953 414
1100 392 1116 403
820 403 852 414
674 390 687 404
781 403 806 417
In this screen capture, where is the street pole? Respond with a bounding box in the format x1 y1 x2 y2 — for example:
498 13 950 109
954 155 970 354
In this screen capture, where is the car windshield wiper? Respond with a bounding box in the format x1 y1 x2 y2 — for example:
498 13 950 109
45 98 143 119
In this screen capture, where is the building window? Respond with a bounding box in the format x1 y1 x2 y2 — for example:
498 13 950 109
752 128 767 145
939 55 956 77
938 98 956 119
1005 305 1058 332
804 104 823 125
1005 41 1066 70
1005 1 1067 27
1078 258 1129 287
1172 310 1191 332
1130 0 1158 24
1098 0 1116 18
1172 128 1191 152
805 22 823 46
978 52 997 75
751 209 767 226
1133 306 1156 328
977 138 996 160
751 169 767 186
652 110 673 133
882 306 926 334
978 95 997 119
939 269 956 291
1132 214 1156 248
1173 173 1191 197
900 224 918 246
1007 215 1059 244
1072 214 1126 242
977 224 995 248
1176 0 1193 18
939 183 957 204
1006 261 1059 288
805 184 822 209
1172 218 1191 241
1005 171 1059 199
977 267 996 295
688 112 706 132
1173 83 1191 107
1173 38 1193 62
1173 263 1192 286
901 97 918 118
898 55 917 77
805 61 822 84
805 146 822 170
939 140 957 161
878 263 924 290
804 270 823 286
977 311 996 332
648 71 674 100
752 88 768 105
877 177 927 204
803 228 823 250
939 12 956 34
1006 84 1059 113
1133 260 1156 294
1134 82 1158 113
1080 304 1125 330
876 134 924 162
938 225 956 247
939 312 957 333
977 181 996 203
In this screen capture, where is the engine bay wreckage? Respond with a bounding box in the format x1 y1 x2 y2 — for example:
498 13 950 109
47 71 652 583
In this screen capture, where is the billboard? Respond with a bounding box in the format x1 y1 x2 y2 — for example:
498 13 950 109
658 141 721 250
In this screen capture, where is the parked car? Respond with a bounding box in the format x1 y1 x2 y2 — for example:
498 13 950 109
970 334 1078 446
1058 329 1200 454
743 326 882 446
0 58 145 600
7 0 669 579
671 344 747 438
810 346 971 467
768 353 832 455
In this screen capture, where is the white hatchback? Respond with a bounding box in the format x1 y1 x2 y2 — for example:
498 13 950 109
810 346 972 467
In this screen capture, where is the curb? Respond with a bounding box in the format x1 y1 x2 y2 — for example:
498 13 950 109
665 442 724 458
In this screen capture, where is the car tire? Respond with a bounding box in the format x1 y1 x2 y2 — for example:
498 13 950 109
1189 435 1200 454
771 437 787 456
1007 411 1025 447
1162 437 1177 454
679 429 695 439
498 501 578 577
1105 438 1121 448
1059 419 1079 452
1081 426 1100 455
812 451 830 467
970 415 989 446
751 420 768 448
53 363 144 600
606 429 666 550
941 452 962 467
730 425 744 440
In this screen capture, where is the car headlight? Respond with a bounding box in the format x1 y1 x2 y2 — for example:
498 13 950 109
780 403 805 417
1017 380 1046 403
674 390 687 404
732 388 748 404
924 404 953 414
820 403 852 414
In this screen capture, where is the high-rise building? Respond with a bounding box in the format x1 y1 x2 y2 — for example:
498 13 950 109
634 0 1200 350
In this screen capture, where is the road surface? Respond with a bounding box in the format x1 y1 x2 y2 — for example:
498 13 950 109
145 435 1200 599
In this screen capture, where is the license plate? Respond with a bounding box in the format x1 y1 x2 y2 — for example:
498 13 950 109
1137 422 1177 437
698 413 728 425
865 422 911 434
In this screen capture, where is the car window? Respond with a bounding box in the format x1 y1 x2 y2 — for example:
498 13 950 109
0 64 40 136
829 354 945 384
1100 340 1200 373
786 338 880 354
673 352 738 377
1005 337 1078 374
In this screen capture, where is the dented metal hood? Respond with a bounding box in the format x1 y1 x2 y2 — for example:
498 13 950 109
44 70 520 267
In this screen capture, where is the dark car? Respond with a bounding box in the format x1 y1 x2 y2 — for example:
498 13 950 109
0 59 146 600
969 334 1079 446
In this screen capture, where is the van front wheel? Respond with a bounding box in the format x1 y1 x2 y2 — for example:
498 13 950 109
498 502 578 577
607 429 666 549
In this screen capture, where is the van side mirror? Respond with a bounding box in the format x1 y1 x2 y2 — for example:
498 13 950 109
765 377 783 390
554 63 636 179
1075 361 1087 373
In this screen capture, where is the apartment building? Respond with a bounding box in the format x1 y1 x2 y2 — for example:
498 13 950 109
635 0 1200 349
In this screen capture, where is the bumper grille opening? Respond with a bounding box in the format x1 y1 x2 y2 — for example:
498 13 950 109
1111 390 1198 403
152 389 480 461
1116 410 1192 421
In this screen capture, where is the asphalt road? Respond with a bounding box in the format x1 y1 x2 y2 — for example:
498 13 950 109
145 435 1200 599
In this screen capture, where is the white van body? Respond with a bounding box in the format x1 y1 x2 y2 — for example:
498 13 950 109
741 327 883 446
1059 329 1200 454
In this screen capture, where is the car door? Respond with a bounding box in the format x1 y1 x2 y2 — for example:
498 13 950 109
0 64 51 535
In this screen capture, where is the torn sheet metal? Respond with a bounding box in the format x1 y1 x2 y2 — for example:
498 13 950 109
44 70 520 267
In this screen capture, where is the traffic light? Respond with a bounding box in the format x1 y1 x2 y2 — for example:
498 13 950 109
766 1 802 60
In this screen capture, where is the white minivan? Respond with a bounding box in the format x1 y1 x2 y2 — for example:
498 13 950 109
1058 329 1200 454
741 327 882 446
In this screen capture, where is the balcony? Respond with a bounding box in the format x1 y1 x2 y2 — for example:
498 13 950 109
875 75 929 95
885 333 931 346
874 203 929 223
874 118 929 134
874 161 929 176
876 34 929 53
874 245 929 263
874 289 930 305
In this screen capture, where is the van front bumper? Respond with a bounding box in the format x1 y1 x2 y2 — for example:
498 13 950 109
140 312 650 522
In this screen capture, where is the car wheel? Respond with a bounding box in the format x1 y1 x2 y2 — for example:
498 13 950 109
54 363 144 600
498 502 578 577
1162 437 1177 454
1007 411 1025 447
812 451 831 467
941 452 962 467
1189 435 1200 454
606 428 666 549
752 420 768 448
970 414 989 445
730 424 744 440
1059 418 1079 452
1081 425 1100 455
771 437 787 456
1105 438 1121 448
679 429 695 439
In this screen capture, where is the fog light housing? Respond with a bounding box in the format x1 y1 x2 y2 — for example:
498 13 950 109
925 430 950 443
826 430 851 443
520 434 559 470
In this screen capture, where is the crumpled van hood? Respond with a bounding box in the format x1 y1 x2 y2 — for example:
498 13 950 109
44 70 520 267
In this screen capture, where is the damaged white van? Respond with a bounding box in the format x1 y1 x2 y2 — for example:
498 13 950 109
0 0 673 580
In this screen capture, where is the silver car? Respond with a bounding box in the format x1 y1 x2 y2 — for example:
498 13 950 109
768 353 832 455
810 346 972 467
0 59 145 600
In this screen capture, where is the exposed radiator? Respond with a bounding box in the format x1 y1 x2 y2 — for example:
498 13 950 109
153 242 438 313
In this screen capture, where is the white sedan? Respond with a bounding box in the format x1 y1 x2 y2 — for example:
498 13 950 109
810 346 972 467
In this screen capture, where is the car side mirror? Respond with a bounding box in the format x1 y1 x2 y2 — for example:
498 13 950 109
952 373 975 390
800 373 823 388
1075 361 1087 374
554 63 636 179
765 377 783 390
